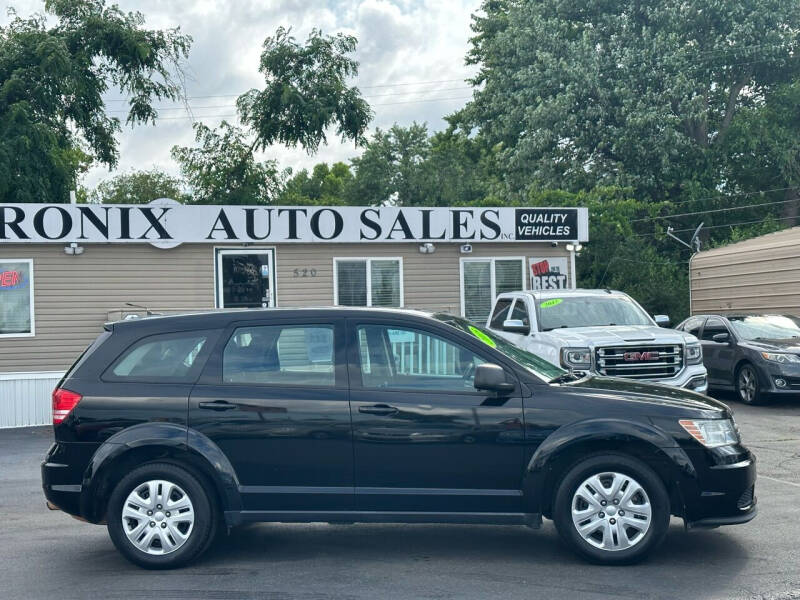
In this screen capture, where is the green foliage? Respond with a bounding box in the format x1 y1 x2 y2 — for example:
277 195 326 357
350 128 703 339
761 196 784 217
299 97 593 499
87 168 189 204
237 27 373 154
278 162 354 205
458 0 800 200
171 122 283 205
0 0 191 202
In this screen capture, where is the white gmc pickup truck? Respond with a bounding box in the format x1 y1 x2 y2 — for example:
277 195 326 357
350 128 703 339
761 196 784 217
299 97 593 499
486 289 708 393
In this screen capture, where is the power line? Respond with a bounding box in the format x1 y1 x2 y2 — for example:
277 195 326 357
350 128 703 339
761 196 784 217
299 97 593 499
105 86 473 114
144 95 473 120
635 214 800 238
103 78 469 103
631 197 798 223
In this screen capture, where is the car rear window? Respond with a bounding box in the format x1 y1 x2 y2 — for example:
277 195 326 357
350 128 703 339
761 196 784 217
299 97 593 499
106 331 210 382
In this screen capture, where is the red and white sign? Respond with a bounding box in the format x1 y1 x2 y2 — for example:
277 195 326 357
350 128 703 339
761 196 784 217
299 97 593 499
530 257 569 290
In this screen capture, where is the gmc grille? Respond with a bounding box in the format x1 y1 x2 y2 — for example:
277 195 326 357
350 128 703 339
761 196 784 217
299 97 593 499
596 345 683 380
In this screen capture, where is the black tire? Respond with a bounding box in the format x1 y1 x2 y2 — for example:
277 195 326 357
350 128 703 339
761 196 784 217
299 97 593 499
553 453 670 565
107 462 217 569
736 363 765 405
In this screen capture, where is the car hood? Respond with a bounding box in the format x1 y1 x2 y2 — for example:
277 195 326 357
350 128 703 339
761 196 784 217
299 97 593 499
541 325 697 346
562 375 728 418
740 339 800 353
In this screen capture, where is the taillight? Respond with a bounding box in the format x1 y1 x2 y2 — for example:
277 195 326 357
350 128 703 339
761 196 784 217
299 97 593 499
52 388 82 425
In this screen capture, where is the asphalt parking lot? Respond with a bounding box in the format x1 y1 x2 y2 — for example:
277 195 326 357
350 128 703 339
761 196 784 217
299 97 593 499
1 393 798 600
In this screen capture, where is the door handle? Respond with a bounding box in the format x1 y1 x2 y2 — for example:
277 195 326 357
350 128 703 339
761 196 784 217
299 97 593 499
198 401 238 411
358 404 398 416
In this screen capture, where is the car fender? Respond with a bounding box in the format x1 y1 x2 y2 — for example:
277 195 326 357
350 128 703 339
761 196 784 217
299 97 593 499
80 422 241 522
521 418 695 516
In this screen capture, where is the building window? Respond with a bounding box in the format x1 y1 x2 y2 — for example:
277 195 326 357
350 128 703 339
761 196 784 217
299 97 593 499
215 248 276 309
334 258 403 307
460 258 525 322
0 259 34 338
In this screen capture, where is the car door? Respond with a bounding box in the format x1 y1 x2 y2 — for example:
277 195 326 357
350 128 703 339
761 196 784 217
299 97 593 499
699 317 735 387
347 318 526 513
189 318 353 511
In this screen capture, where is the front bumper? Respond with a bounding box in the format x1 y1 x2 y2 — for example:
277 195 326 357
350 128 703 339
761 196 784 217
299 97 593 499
680 446 757 528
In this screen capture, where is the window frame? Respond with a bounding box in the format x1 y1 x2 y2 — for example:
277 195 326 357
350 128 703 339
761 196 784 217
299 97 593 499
102 329 218 384
459 257 526 320
199 318 348 390
214 247 277 309
0 258 35 338
700 317 732 342
347 319 513 397
220 322 338 388
332 257 404 308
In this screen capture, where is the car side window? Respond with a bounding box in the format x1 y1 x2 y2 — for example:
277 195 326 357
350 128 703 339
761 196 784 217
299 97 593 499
681 316 705 337
356 324 487 392
108 332 209 381
701 318 728 341
490 299 513 328
223 324 335 386
510 300 529 325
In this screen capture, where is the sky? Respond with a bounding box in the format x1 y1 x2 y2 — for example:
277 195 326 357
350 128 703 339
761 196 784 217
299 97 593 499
3 0 481 190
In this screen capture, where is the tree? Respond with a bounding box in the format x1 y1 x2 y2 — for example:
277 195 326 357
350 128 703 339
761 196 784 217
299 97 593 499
349 123 434 205
238 27 372 153
171 121 283 205
172 27 372 204
278 162 354 205
0 0 191 202
458 0 800 200
87 168 188 204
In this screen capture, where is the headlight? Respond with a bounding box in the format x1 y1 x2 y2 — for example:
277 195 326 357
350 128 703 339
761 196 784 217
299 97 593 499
679 419 739 448
561 347 592 370
761 352 800 364
686 343 703 365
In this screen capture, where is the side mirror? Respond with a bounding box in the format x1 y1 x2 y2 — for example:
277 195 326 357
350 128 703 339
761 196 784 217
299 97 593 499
474 363 515 395
712 332 731 344
502 318 530 335
654 315 671 327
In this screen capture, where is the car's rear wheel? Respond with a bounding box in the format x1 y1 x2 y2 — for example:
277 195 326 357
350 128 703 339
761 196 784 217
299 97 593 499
107 463 217 569
736 363 765 405
553 453 670 564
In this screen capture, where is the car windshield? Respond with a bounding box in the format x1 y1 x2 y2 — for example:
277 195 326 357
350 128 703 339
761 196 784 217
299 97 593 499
536 294 652 330
728 315 800 341
434 313 567 382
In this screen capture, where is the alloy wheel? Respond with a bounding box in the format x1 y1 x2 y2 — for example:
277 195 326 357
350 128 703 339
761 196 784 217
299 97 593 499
571 471 652 551
121 479 195 555
738 367 757 403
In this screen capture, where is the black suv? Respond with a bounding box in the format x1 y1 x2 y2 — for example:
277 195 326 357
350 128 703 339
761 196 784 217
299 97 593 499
43 308 756 568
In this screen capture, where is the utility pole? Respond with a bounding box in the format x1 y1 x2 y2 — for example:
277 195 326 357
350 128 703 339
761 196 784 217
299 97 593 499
666 223 703 315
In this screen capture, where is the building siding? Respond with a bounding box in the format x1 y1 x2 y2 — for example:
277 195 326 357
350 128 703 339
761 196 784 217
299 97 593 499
690 227 800 314
0 242 571 373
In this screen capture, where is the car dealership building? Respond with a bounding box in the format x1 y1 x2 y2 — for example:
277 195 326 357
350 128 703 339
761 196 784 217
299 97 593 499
0 201 588 427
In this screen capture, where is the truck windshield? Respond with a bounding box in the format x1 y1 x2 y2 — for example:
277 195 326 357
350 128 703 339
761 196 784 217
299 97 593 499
537 295 652 330
434 314 566 382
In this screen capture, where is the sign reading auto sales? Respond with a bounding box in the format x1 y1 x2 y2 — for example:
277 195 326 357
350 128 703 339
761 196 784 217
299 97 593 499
0 202 589 247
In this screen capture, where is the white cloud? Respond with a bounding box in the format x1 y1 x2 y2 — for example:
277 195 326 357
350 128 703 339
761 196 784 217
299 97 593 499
3 0 480 192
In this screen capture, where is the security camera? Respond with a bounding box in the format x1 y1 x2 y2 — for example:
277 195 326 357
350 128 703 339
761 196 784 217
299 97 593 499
550 241 558 247
460 244 473 254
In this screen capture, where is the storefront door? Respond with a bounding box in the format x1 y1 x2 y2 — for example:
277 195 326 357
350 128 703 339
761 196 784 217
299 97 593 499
215 248 276 309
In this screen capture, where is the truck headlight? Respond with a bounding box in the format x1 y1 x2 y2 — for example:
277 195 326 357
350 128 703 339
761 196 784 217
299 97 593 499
679 419 739 447
686 343 702 365
561 347 592 370
761 352 800 364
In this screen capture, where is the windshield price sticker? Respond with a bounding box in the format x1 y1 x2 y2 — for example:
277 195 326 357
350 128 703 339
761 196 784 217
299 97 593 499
468 325 497 348
540 298 563 308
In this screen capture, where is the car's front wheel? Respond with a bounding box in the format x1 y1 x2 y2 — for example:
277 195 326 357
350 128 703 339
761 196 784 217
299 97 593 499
107 462 217 569
736 363 765 405
553 453 670 564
